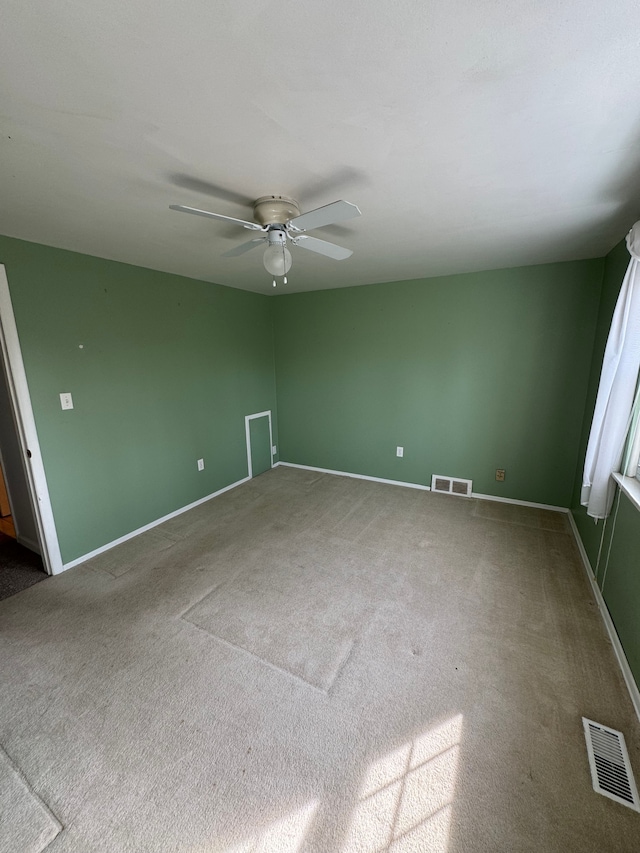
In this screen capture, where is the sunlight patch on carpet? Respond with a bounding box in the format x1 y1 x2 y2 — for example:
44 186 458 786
342 714 463 852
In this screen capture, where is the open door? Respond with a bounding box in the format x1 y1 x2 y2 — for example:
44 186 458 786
0 353 39 549
245 411 273 479
0 265 63 574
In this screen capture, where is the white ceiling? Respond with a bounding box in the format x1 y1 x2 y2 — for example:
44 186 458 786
1 1 640 294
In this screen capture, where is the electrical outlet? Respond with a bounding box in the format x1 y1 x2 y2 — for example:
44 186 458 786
496 469 505 482
59 392 73 410
396 446 404 458
197 458 205 471
272 445 277 455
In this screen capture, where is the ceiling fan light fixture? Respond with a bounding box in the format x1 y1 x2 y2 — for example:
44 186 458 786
263 244 292 277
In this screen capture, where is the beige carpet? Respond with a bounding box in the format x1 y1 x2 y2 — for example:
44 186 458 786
1 466 639 852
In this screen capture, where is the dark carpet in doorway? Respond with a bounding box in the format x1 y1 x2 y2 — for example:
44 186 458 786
0 534 46 601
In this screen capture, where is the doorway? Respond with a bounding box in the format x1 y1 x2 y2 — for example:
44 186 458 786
0 464 15 538
0 357 47 598
0 264 63 577
0 355 37 547
245 411 274 479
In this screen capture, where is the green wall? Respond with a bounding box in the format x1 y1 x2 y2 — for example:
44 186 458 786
273 260 603 506
4 226 636 695
571 237 640 688
0 233 618 573
0 235 277 563
598 492 640 684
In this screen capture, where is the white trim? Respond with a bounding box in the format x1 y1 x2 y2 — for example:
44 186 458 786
0 266 63 575
278 462 573 512
277 461 432 491
62 475 251 570
244 410 273 479
613 471 640 514
471 491 569 513
567 510 640 724
431 474 473 497
582 717 640 811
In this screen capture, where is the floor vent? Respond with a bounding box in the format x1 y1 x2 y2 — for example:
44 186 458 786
430 474 472 497
582 718 640 811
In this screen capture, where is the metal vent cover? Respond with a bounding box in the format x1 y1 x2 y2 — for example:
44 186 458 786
582 718 640 811
430 474 472 497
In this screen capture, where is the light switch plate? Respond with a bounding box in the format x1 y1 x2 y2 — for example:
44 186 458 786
60 392 73 410
396 446 404 458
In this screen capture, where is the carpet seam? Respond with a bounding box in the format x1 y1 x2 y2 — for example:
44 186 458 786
0 743 64 847
179 617 335 694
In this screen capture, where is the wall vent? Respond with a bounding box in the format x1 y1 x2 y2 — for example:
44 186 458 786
430 475 472 497
582 717 640 811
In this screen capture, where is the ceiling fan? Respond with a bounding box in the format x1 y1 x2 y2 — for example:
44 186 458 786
169 195 361 286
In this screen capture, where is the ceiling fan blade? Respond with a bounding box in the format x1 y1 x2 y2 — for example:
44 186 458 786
293 235 353 260
287 200 361 232
221 238 265 258
169 204 263 231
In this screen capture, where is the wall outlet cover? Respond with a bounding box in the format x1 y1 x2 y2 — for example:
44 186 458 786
59 392 73 410
197 458 205 471
396 446 404 458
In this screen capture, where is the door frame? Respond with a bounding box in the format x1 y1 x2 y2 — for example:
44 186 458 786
0 265 63 575
244 410 274 479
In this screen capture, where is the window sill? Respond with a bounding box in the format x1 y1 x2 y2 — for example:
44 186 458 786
612 472 640 513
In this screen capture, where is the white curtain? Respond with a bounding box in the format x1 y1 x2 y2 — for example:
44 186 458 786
581 221 640 519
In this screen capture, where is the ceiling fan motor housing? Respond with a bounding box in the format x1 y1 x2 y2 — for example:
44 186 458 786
266 228 287 246
253 195 301 227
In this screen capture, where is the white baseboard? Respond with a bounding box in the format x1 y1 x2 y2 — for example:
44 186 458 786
567 510 640 724
277 461 567 512
275 461 432 491
62 475 251 571
471 491 569 513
